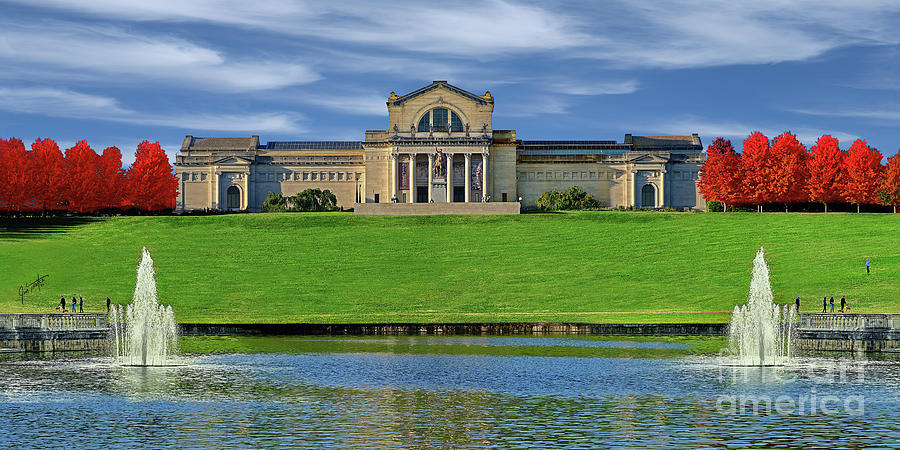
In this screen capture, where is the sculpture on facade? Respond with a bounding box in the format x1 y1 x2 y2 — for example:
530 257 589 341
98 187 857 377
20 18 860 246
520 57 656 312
433 150 446 178
473 161 483 190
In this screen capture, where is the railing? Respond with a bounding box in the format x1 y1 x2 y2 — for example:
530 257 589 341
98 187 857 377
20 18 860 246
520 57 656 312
799 313 900 331
0 313 108 331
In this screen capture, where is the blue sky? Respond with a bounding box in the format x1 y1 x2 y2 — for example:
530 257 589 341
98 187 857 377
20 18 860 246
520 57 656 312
2 0 900 165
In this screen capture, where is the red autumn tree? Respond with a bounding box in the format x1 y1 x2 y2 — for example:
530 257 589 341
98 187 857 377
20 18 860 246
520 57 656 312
29 138 66 212
98 146 128 209
699 137 742 211
843 139 883 213
127 141 177 211
769 131 808 211
64 141 102 213
739 132 775 211
0 138 31 212
879 152 900 213
806 135 845 213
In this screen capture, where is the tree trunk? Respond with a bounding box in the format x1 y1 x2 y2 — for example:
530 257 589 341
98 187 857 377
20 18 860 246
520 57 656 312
857 203 861 213
785 204 788 213
723 203 727 212
824 203 828 213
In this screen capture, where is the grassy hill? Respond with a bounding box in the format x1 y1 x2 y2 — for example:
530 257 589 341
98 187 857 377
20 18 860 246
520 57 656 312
1 212 897 323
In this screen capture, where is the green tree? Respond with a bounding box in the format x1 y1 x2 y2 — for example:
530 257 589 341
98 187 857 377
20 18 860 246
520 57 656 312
261 192 287 212
536 186 599 210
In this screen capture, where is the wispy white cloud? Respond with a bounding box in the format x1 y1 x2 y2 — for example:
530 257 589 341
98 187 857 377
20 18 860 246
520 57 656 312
789 107 900 122
15 0 900 71
0 87 305 133
10 0 587 56
495 96 570 118
0 22 319 92
300 92 388 116
547 79 639 96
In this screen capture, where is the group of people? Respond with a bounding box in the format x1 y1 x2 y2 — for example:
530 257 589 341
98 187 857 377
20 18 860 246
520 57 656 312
796 295 850 313
794 295 851 313
56 295 112 313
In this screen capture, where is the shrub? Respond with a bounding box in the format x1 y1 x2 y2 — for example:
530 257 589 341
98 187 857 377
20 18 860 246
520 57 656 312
536 186 600 211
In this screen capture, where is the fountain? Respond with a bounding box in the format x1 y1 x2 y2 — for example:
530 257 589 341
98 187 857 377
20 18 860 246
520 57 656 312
728 247 797 366
109 247 178 366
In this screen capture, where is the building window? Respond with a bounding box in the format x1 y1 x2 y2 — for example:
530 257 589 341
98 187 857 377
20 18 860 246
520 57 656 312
417 112 430 132
182 173 189 181
329 172 335 181
311 172 317 180
302 172 309 181
374 193 380 203
338 172 344 181
432 108 448 132
450 111 463 132
320 172 326 180
201 173 207 181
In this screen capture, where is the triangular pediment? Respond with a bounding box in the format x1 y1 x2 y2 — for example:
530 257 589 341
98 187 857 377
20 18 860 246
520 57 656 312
392 81 492 106
213 156 253 165
628 153 669 163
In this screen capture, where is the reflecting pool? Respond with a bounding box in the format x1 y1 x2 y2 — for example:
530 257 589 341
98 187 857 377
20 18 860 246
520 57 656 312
1 336 899 448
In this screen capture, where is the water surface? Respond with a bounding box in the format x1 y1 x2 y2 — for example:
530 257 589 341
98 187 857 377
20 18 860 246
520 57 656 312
1 336 897 448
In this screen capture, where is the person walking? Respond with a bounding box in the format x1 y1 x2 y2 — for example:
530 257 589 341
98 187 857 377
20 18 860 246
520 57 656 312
823 296 827 313
830 297 835 313
71 296 77 313
866 258 871 275
106 296 111 313
841 296 846 313
60 295 66 312
795 296 800 312
78 296 83 313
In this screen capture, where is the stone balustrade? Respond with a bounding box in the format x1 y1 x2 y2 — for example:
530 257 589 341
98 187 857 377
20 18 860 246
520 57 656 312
799 313 900 331
797 313 900 352
0 313 109 352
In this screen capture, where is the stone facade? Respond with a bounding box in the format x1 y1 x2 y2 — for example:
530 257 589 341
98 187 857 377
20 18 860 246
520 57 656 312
175 81 705 212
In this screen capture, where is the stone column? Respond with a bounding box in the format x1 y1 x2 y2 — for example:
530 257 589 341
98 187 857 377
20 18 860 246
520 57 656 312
408 153 415 203
482 152 489 202
659 170 666 208
390 153 397 202
629 169 636 207
464 153 471 203
427 153 434 202
243 171 250 210
446 153 454 203
214 171 221 209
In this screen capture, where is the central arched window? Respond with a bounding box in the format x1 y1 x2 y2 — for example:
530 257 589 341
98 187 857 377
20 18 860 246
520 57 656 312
417 108 464 132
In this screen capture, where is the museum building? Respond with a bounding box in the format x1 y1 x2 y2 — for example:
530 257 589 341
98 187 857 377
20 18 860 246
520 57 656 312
174 81 706 213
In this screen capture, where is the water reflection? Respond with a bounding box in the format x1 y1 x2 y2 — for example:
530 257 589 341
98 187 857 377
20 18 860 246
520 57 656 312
1 339 900 447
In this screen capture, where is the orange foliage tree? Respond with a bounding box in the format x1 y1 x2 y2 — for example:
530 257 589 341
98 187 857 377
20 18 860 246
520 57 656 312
879 152 900 213
769 131 808 211
843 139 883 213
739 132 775 212
699 137 742 211
127 141 178 211
806 135 845 213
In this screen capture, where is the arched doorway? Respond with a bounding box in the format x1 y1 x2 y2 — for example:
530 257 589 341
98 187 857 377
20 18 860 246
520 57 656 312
226 185 241 210
641 184 656 208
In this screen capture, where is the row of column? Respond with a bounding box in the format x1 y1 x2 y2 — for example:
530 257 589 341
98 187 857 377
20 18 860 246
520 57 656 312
390 152 489 203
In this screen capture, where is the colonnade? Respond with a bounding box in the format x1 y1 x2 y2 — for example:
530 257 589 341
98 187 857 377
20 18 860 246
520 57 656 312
390 151 488 203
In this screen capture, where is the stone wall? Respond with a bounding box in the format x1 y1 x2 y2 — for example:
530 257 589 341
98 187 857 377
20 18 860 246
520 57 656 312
353 202 520 215
796 313 900 352
181 322 728 336
0 313 108 353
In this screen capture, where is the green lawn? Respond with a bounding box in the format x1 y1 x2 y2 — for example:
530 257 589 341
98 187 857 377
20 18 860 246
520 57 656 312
1 212 897 323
